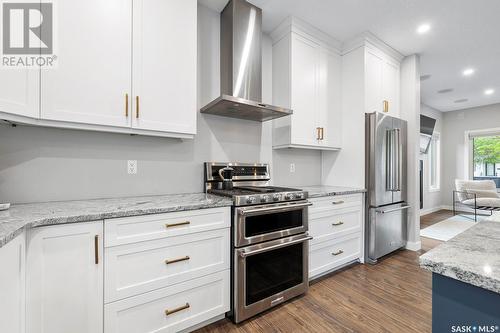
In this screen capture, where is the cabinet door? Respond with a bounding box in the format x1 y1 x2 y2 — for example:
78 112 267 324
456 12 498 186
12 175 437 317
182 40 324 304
41 0 131 127
26 222 103 333
318 48 342 148
132 0 197 135
364 49 383 113
290 34 319 146
0 69 39 118
0 233 25 333
382 60 400 117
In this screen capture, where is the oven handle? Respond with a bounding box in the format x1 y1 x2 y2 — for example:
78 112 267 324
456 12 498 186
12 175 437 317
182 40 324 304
239 235 313 258
238 201 312 215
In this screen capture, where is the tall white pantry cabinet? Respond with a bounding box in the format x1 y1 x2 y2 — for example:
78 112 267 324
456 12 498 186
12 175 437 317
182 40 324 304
0 0 197 139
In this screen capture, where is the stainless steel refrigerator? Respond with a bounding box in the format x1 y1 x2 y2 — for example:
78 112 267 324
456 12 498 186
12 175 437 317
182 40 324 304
365 112 409 264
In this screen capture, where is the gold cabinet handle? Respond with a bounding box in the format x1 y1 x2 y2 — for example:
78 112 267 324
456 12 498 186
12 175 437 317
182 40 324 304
332 200 345 205
165 256 190 265
320 127 324 140
165 303 190 316
383 100 389 113
316 127 321 140
136 96 140 118
332 221 344 226
125 94 129 117
332 249 344 256
94 235 99 265
165 221 190 228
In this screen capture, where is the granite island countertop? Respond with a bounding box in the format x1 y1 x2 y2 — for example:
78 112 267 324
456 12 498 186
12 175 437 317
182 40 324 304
0 193 233 248
420 218 500 294
299 185 366 198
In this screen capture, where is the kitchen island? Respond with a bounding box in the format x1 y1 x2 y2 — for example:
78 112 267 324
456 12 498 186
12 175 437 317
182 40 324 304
420 215 500 332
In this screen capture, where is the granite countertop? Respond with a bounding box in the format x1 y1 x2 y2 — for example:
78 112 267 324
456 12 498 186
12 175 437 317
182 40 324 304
0 193 233 248
420 219 500 294
299 185 366 198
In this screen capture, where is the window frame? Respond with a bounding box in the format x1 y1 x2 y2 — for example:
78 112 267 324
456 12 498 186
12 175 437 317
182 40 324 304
428 131 441 192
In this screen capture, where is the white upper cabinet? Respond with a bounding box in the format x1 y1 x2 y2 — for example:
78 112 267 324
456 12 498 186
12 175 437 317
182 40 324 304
26 222 103 333
132 0 197 135
1 0 197 138
364 45 401 117
41 0 132 128
0 70 39 119
272 17 342 150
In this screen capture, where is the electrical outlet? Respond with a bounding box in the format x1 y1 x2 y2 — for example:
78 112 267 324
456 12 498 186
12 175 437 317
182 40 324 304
290 163 295 173
127 160 137 174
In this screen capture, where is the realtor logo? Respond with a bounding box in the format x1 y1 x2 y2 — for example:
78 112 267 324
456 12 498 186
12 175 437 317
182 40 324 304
1 1 57 67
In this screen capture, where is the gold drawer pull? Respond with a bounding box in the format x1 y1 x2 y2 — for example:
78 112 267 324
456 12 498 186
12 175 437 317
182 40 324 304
332 221 344 226
165 303 190 316
332 250 344 256
165 221 190 228
383 100 389 113
165 256 190 265
332 200 345 205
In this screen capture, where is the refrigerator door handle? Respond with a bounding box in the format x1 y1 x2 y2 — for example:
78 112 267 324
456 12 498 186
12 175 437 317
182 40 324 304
386 130 394 191
394 128 401 192
376 205 411 214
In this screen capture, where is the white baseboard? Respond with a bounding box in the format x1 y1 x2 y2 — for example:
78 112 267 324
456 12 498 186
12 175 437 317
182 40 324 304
405 240 421 251
420 205 451 216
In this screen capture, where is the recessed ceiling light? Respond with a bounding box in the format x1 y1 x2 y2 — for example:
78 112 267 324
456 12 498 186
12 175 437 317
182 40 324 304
437 88 454 94
484 89 495 95
462 68 475 76
454 98 468 103
416 23 431 34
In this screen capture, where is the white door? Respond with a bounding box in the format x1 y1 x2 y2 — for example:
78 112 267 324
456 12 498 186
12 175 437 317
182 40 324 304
382 60 400 117
26 221 103 333
0 233 25 333
364 49 383 113
132 0 197 134
41 0 131 127
290 34 319 146
318 48 342 148
0 69 39 118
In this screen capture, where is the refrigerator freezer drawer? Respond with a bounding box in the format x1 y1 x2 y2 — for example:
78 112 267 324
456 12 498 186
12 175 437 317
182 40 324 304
367 203 408 262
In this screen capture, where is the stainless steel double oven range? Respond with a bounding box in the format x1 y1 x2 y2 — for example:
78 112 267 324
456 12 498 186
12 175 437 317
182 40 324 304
205 162 312 323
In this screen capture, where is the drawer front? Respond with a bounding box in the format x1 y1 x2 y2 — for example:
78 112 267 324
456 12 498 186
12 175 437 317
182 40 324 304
105 229 230 303
309 234 361 279
105 207 230 247
104 270 230 333
309 194 363 215
309 208 362 244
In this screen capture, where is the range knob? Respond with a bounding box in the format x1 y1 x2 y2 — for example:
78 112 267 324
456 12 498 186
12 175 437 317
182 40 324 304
246 196 257 204
261 195 270 203
285 193 295 200
295 193 304 199
272 194 281 201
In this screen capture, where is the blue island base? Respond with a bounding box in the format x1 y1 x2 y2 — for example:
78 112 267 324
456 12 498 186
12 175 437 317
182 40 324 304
433 273 500 332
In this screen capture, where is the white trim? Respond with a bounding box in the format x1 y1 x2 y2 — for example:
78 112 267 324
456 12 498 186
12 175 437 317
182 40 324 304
420 206 446 216
341 31 404 61
405 240 421 251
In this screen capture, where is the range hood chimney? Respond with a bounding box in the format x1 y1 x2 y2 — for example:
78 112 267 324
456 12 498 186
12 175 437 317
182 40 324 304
200 0 293 122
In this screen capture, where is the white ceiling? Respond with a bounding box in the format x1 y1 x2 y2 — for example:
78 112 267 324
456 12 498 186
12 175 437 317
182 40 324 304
199 0 500 112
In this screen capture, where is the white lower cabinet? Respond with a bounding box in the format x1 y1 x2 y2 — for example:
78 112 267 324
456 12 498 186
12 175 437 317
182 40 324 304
104 270 230 333
308 194 364 280
26 221 104 333
0 233 25 333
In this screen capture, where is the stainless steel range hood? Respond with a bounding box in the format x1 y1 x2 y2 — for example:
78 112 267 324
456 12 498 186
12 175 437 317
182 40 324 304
200 0 292 122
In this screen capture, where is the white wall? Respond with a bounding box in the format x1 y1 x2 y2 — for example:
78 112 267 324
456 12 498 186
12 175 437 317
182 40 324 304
0 4 321 204
420 104 444 213
441 103 500 206
400 55 421 251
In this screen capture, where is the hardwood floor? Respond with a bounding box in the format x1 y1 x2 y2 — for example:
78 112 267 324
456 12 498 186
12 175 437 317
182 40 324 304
195 210 451 333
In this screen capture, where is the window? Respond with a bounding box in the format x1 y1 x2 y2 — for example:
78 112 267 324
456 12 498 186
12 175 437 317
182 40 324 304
472 135 500 188
428 132 440 191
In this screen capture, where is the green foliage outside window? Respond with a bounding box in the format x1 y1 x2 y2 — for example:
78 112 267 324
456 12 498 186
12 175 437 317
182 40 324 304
473 136 500 164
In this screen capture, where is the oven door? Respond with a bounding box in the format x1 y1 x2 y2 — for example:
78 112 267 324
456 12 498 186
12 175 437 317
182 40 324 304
234 233 311 323
235 200 311 247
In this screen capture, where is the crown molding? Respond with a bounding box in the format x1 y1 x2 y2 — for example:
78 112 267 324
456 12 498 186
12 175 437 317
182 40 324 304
342 31 405 62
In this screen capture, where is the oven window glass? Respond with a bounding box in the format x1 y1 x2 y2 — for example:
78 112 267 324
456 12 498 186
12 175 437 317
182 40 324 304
245 242 304 305
245 210 303 238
